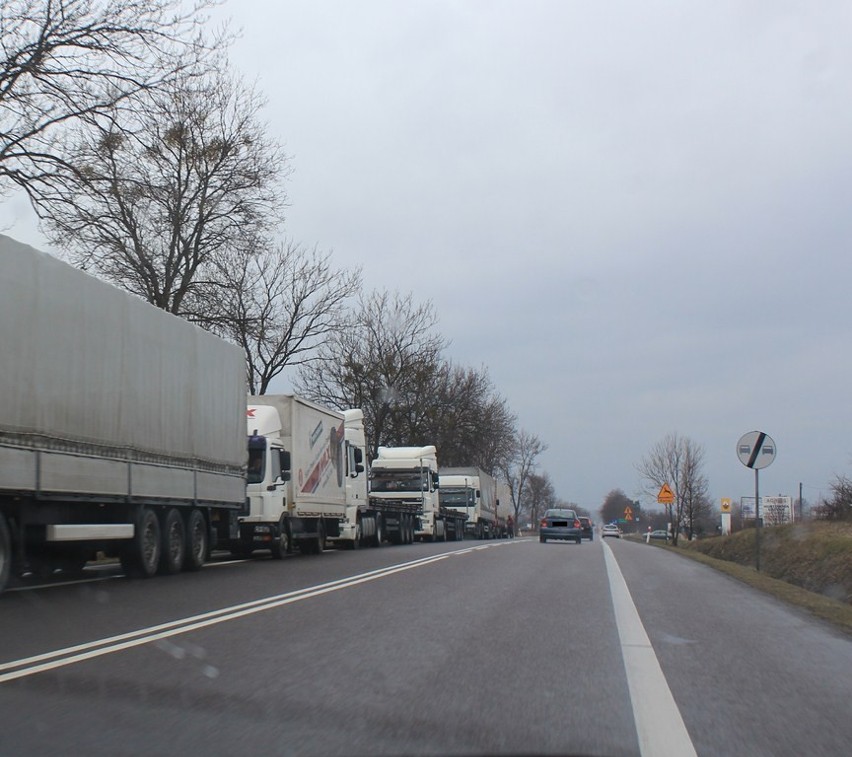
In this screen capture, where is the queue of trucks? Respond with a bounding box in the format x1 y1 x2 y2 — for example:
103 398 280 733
0 236 513 595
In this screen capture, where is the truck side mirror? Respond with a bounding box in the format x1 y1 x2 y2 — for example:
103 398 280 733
280 450 291 482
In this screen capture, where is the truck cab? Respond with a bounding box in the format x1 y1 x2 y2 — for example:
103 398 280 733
439 467 497 539
328 409 370 547
244 404 292 556
369 446 443 540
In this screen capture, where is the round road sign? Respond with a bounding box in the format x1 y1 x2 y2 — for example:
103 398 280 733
736 431 776 470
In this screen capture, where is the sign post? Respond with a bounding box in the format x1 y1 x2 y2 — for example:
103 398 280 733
657 483 675 538
720 498 732 535
736 431 776 571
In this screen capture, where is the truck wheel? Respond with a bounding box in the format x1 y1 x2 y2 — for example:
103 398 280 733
373 516 383 547
184 509 208 571
121 507 160 578
0 514 11 594
314 522 326 554
405 516 413 544
158 508 185 575
270 519 290 559
345 518 361 550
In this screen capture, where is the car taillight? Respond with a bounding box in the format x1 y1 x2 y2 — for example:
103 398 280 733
574 519 581 528
540 519 547 528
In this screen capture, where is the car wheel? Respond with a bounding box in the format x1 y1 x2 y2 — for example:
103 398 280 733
540 536 546 543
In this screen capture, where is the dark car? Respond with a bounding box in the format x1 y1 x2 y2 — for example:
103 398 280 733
578 516 594 541
649 529 670 541
539 508 582 544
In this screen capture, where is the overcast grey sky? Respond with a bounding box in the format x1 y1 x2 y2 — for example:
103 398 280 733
4 1 851 514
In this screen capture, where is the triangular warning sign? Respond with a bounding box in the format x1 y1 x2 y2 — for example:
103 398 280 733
657 483 675 504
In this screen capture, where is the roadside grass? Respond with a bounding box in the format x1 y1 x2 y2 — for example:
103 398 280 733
630 523 852 636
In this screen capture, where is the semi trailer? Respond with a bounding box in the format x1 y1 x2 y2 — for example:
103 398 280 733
0 236 246 593
438 467 499 539
368 446 466 542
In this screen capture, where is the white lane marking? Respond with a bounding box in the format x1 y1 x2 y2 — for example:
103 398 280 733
0 541 512 683
7 574 123 592
602 540 698 757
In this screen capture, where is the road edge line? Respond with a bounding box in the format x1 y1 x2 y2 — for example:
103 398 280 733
602 540 697 757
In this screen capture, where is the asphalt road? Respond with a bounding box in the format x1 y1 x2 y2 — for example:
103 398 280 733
0 536 850 756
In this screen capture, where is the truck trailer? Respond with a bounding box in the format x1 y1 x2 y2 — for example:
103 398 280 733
0 236 246 593
244 395 362 555
369 446 466 542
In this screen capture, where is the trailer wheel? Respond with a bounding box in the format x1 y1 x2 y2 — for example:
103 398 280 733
0 514 11 594
270 518 290 559
157 508 185 575
184 509 208 571
121 507 160 578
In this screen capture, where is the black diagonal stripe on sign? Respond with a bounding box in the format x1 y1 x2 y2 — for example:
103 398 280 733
747 432 766 468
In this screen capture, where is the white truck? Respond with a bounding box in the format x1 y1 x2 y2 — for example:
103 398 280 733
243 395 363 555
496 480 515 537
331 419 457 547
439 467 500 539
368 446 466 542
0 236 246 594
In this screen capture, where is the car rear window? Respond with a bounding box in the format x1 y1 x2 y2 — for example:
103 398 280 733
544 509 576 519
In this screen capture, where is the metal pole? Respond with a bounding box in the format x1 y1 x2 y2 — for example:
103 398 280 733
755 468 761 571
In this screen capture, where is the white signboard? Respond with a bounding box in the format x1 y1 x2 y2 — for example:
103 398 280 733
763 496 793 525
740 496 793 525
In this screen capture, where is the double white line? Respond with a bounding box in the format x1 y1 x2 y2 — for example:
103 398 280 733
1 551 459 684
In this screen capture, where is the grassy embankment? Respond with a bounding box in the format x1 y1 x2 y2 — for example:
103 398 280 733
642 522 852 636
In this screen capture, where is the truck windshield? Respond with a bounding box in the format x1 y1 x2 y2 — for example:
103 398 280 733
370 470 425 492
247 448 265 484
440 488 474 506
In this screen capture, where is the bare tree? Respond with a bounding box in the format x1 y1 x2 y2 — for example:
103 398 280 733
208 241 361 395
295 289 447 457
812 475 852 521
32 64 287 315
405 362 516 472
600 489 636 528
679 443 711 539
636 432 708 545
525 472 556 529
0 0 220 195
500 430 548 525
